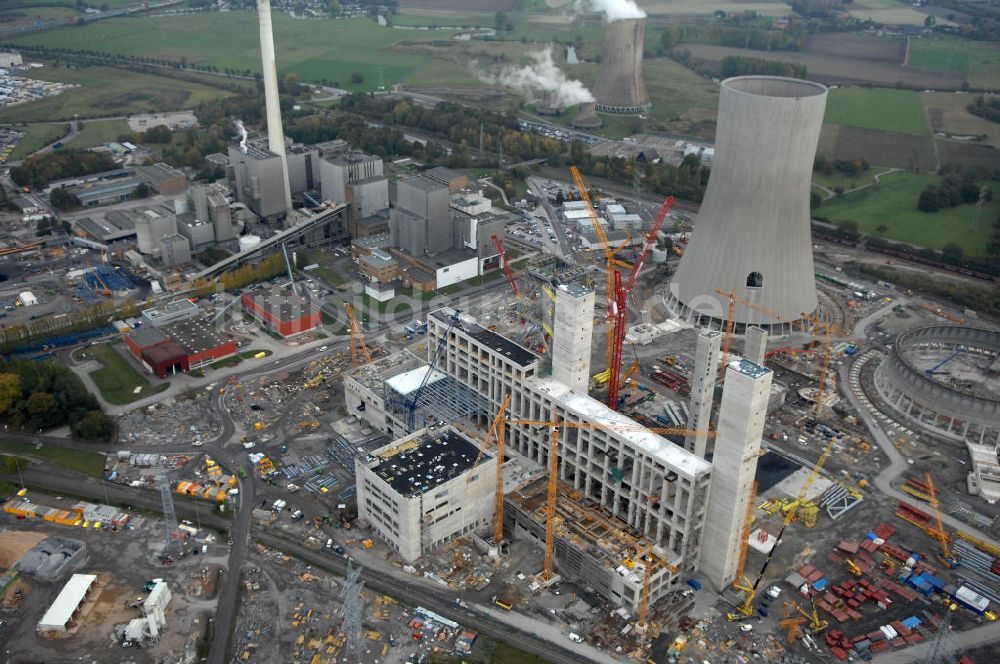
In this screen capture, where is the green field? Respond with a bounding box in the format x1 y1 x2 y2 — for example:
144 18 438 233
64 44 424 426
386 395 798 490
812 165 892 193
909 37 1000 90
89 342 168 405
8 14 462 92
817 171 998 257
6 123 69 159
0 64 235 122
824 88 930 136
0 441 106 478
0 6 79 31
70 118 130 149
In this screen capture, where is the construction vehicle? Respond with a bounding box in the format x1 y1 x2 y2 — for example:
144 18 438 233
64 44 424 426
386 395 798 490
845 559 862 577
726 577 757 621
344 302 372 367
797 600 829 633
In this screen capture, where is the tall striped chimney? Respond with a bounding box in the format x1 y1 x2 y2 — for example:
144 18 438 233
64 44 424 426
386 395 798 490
257 0 291 211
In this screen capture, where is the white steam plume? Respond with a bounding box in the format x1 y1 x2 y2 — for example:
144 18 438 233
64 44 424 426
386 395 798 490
235 119 248 154
577 0 646 21
471 49 594 107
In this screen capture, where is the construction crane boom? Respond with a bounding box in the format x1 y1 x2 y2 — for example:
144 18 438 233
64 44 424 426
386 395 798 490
714 287 788 379
735 481 758 582
344 303 372 367
570 166 616 387
745 436 838 594
924 472 953 563
543 414 560 580
491 234 519 297
407 310 460 429
467 395 512 544
606 196 675 410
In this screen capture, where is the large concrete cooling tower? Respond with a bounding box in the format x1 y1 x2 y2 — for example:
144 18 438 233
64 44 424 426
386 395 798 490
593 18 650 116
668 76 828 334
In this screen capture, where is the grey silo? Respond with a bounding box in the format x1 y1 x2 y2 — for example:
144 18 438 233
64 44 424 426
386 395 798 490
669 76 828 330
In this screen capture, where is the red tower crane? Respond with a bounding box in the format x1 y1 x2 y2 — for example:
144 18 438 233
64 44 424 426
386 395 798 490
491 234 519 297
606 196 675 410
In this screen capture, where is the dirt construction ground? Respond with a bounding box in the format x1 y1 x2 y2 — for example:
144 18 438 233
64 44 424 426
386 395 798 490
0 530 47 567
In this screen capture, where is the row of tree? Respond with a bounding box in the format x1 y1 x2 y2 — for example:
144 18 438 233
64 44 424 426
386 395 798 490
967 95 1000 124
660 24 807 53
0 362 113 440
814 156 871 178
719 55 807 78
10 150 117 189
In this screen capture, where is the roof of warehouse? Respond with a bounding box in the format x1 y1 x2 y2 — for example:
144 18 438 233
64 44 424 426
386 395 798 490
37 573 97 631
372 428 484 497
243 287 320 323
161 317 232 355
126 325 169 349
142 341 187 365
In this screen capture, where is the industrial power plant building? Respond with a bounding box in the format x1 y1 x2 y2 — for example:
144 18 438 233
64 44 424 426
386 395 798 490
668 76 828 332
340 303 772 611
356 425 497 563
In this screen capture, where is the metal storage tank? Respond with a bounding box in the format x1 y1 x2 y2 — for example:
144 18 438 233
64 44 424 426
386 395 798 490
651 246 668 264
239 235 262 252
668 76 828 333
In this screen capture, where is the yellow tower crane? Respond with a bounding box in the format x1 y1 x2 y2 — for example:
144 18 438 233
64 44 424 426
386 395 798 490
344 302 372 367
509 417 716 581
467 394 513 545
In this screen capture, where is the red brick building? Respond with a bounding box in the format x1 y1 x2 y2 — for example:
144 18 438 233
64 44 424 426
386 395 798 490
124 317 236 377
241 288 322 338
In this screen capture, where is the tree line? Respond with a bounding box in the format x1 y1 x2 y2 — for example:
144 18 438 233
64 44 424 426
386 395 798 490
719 55 807 78
967 96 1000 124
0 361 113 440
10 150 117 189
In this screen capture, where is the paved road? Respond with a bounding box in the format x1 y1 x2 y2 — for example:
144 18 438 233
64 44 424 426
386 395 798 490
873 620 1000 663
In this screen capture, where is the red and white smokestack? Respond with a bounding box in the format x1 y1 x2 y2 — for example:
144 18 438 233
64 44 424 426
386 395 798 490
257 0 291 211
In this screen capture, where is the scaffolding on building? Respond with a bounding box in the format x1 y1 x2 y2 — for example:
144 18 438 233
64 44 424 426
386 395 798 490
384 374 490 432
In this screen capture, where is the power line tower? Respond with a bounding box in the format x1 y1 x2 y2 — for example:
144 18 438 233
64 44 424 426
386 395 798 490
159 473 179 558
925 605 958 664
338 562 365 659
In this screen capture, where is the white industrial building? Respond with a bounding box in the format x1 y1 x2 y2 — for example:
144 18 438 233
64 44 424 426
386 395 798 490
125 579 171 642
355 425 497 563
37 573 97 633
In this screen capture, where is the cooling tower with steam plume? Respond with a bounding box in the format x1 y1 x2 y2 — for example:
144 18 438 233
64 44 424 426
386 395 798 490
257 0 291 212
668 76 828 334
589 0 650 115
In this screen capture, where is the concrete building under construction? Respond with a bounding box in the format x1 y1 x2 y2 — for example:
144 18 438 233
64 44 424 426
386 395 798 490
668 76 828 332
345 307 724 612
